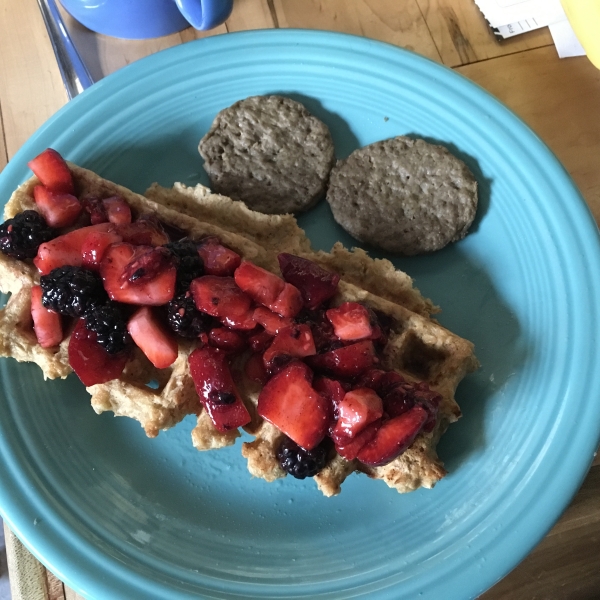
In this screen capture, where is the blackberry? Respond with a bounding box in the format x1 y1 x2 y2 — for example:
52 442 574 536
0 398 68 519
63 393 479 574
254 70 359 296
166 292 212 338
164 239 204 292
84 303 131 354
40 266 108 318
0 210 56 260
276 437 331 479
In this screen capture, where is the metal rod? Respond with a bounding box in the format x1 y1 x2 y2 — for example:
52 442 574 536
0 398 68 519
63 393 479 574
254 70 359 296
36 0 94 100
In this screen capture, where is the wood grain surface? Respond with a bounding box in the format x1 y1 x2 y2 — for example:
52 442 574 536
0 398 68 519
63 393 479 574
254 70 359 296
0 0 598 598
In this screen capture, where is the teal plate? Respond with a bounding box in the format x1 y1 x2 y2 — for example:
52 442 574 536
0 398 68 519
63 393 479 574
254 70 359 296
1 30 599 600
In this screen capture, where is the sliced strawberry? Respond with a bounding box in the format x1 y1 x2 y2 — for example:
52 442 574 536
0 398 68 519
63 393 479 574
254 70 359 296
247 329 274 353
331 387 383 440
81 230 123 271
116 219 169 246
312 376 344 435
257 360 328 450
356 406 428 467
307 340 376 379
127 306 178 369
234 261 285 306
191 276 252 319
30 285 63 348
326 302 374 341
219 308 257 331
188 346 251 432
81 196 108 224
208 327 247 353
121 246 174 284
313 376 347 407
298 309 339 352
33 185 82 228
381 381 416 418
382 380 441 432
28 148 74 194
68 319 129 386
334 420 381 461
198 237 241 276
102 196 131 225
355 368 387 391
263 324 316 371
253 306 293 335
270 282 303 318
278 253 340 310
100 243 176 305
34 223 115 275
374 370 405 395
244 352 268 385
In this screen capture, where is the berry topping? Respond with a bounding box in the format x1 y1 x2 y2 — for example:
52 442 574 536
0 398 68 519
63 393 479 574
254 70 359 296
208 327 247 353
278 253 340 310
244 352 268 385
164 239 204 292
0 210 56 260
252 306 293 335
257 360 330 450
219 309 257 331
247 329 274 353
326 302 374 341
103 196 132 225
166 292 213 338
30 285 63 348
100 243 177 305
121 246 174 284
40 265 107 318
188 346 251 432
262 324 316 372
34 222 115 275
382 380 441 432
270 282 304 318
331 387 383 440
84 302 130 354
191 276 252 319
356 406 428 467
33 185 82 228
27 148 74 194
334 420 380 461
234 261 285 306
116 218 169 246
81 196 109 225
197 236 241 276
313 376 347 407
81 229 123 271
82 195 132 226
127 306 178 369
68 319 130 386
307 340 376 379
295 309 338 352
277 436 331 479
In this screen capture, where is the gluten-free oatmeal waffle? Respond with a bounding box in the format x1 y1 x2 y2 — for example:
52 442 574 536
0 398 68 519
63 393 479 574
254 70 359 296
0 153 478 495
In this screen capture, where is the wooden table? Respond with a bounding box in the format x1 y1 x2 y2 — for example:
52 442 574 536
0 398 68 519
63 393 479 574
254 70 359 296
1 1 599 598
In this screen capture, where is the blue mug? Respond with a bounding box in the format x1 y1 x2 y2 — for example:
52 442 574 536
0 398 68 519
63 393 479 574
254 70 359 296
59 0 234 39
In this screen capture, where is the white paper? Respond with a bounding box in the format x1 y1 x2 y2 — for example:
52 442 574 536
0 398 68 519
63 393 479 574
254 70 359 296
474 0 566 27
494 17 546 38
549 19 587 58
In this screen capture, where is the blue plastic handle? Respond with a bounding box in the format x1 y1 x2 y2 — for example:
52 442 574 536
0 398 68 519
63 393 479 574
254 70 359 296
176 0 234 30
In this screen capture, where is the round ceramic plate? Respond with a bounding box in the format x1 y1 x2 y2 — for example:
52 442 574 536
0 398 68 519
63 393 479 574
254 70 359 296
0 30 599 600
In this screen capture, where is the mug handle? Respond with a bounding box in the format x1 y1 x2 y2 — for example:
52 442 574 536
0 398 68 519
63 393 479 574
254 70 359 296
175 0 234 30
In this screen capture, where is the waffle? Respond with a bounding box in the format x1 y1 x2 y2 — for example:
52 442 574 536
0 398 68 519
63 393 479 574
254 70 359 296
0 164 478 494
